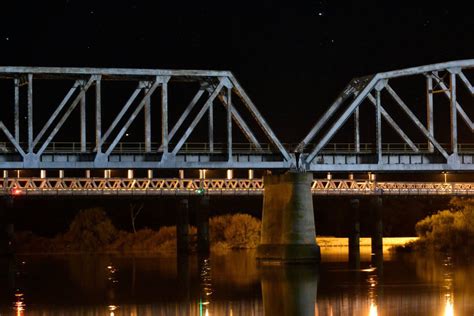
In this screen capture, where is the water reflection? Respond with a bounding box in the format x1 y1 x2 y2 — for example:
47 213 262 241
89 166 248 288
367 267 378 316
198 255 213 316
442 256 454 316
13 290 25 316
4 250 474 315
260 264 318 316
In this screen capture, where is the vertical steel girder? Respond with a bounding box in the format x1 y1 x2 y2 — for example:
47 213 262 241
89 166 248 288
449 71 458 154
161 78 169 154
375 89 382 163
227 85 233 162
354 106 360 153
95 79 102 153
80 88 87 153
426 74 434 152
27 74 33 153
144 86 151 153
13 78 19 143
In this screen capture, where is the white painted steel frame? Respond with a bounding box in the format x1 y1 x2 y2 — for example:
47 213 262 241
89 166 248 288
299 59 474 172
0 68 291 169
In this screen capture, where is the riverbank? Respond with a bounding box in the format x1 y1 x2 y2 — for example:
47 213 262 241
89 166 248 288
318 237 418 260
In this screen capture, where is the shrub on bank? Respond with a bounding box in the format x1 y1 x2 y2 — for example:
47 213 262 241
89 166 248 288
210 214 261 250
223 214 261 249
412 197 474 252
15 209 261 254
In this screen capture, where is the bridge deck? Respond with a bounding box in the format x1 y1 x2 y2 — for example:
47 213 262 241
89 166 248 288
1 178 473 196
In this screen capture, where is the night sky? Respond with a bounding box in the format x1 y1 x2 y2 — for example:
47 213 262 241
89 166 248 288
2 1 474 141
1 1 473 234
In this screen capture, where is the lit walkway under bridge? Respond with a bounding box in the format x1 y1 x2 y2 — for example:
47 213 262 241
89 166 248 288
1 177 473 197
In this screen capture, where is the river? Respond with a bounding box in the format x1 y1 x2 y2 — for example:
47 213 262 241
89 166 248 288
0 247 472 315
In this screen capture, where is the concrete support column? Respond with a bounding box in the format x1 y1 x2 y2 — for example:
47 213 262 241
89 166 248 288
257 172 320 262
349 198 360 269
197 196 210 254
177 199 189 255
371 197 383 255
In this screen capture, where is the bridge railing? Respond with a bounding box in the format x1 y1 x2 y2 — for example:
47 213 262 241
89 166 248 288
0 142 278 155
2 141 474 155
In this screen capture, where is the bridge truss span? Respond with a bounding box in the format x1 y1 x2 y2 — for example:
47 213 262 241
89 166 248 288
0 67 291 170
298 59 474 172
2 177 474 197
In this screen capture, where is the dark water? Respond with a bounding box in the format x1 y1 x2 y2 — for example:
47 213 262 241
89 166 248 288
0 250 472 315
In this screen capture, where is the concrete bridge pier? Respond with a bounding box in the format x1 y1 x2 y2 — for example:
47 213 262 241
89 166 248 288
176 199 190 255
197 196 210 254
348 198 361 269
257 172 320 263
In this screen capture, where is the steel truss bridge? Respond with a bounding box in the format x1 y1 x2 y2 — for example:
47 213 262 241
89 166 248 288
1 177 474 197
0 59 473 172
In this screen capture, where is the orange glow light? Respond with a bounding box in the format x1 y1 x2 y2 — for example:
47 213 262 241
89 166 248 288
11 188 23 196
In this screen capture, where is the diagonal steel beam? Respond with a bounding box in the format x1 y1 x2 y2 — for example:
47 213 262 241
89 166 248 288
171 80 225 155
296 83 355 153
0 121 26 157
33 81 81 148
305 77 380 164
167 88 205 142
367 93 419 152
458 71 474 94
104 81 161 157
229 75 291 161
36 76 96 157
97 85 143 149
217 93 262 150
385 84 449 160
433 75 474 132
